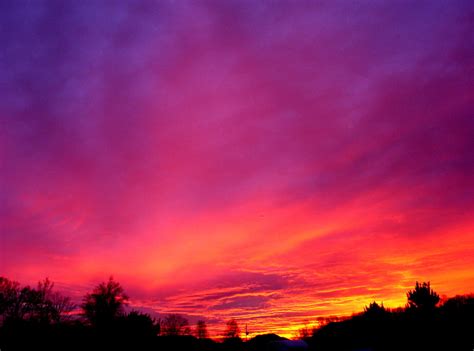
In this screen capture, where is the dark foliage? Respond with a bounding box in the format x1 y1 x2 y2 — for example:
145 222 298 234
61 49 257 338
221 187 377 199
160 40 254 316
1 277 474 351
116 310 161 338
246 333 285 351
407 281 440 311
82 276 128 328
225 318 241 339
161 313 191 336
196 319 209 339
0 277 74 326
310 282 474 351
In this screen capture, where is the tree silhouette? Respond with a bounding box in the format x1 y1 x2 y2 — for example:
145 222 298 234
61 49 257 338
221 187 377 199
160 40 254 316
118 311 160 338
29 278 71 324
161 314 191 336
0 277 23 322
296 324 312 339
363 301 386 318
407 281 440 310
224 318 240 339
82 277 128 327
195 319 208 339
0 277 73 325
4 274 474 351
48 291 75 323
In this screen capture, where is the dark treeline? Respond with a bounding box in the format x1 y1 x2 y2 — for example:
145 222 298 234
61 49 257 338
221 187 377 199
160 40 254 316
309 281 474 351
1 277 473 351
0 276 245 351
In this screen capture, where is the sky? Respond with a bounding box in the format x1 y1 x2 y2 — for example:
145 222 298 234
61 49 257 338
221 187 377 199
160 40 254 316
1 0 474 338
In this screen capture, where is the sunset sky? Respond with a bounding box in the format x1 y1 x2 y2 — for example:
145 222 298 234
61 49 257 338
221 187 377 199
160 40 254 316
1 0 474 338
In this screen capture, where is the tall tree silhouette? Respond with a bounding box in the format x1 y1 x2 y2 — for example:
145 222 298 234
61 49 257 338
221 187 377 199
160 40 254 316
407 281 440 310
161 314 191 336
48 291 75 323
82 277 128 327
195 319 208 339
225 319 240 339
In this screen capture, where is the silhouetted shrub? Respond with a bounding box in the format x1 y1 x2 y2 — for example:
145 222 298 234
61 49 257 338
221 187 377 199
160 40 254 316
82 276 128 328
407 281 440 311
